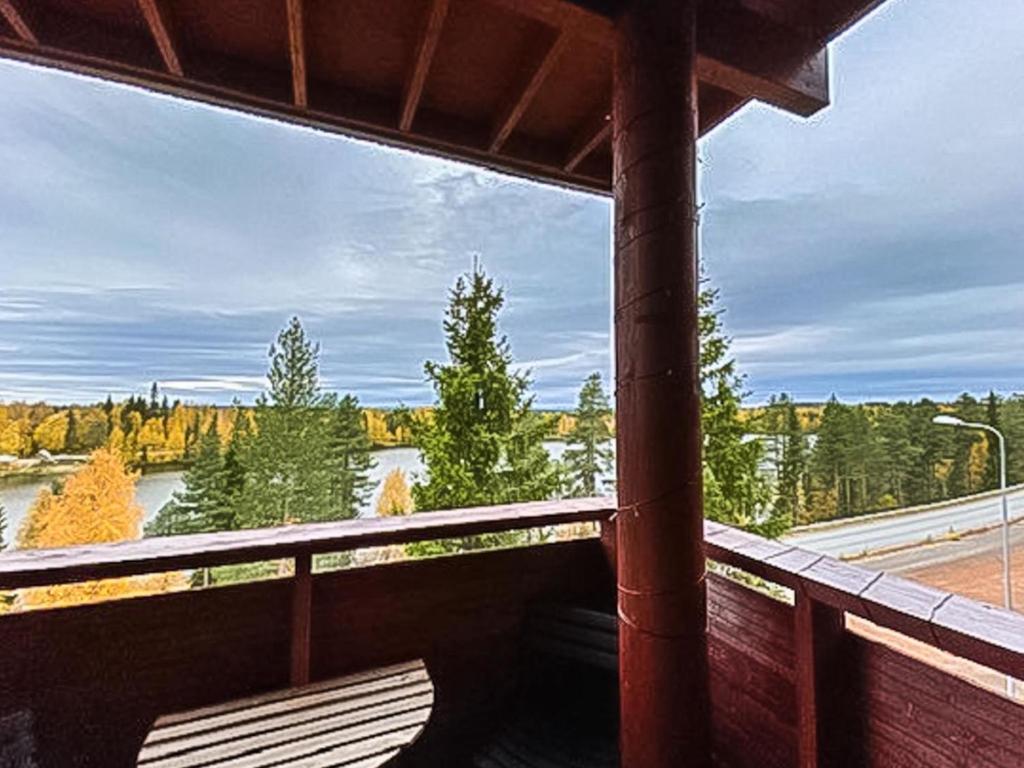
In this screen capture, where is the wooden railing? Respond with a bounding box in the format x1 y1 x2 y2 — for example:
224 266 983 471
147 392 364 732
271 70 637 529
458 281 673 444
0 497 615 687
704 520 1024 768
2 500 1024 768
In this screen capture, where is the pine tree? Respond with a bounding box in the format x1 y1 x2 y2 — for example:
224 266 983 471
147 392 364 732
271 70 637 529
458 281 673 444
325 394 375 518
222 402 250 510
948 393 983 497
377 469 414 516
766 394 806 524
412 267 559 514
147 420 231 537
983 391 1002 491
149 382 160 418
563 372 613 497
234 317 335 527
699 287 776 535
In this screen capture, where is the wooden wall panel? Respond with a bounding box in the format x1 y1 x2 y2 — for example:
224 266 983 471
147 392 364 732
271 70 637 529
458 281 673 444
707 574 797 768
0 579 292 767
857 637 1024 768
0 540 611 768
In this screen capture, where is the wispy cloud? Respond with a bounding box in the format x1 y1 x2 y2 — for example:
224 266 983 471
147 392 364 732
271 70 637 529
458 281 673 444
2 1 1024 407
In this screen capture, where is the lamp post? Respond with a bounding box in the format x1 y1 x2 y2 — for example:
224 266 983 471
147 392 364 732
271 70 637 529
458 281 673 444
933 414 1016 698
932 414 1013 613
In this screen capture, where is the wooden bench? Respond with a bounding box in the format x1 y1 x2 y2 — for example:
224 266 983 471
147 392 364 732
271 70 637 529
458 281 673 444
474 605 619 768
138 660 433 768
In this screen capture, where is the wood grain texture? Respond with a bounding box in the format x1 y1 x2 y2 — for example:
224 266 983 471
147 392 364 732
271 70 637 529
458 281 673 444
0 0 880 192
0 539 612 768
489 27 570 153
138 660 432 767
0 497 614 589
564 105 610 172
705 519 1024 682
290 552 313 687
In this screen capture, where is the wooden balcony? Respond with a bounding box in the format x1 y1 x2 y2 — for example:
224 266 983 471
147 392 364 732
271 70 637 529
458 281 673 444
1 499 1022 767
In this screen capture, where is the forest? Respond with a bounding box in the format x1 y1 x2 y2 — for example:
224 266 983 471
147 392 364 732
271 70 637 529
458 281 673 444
1 265 1021 610
752 392 1024 525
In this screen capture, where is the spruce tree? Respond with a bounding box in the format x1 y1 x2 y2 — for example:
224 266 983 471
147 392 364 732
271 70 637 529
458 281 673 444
766 394 806 524
149 382 160 418
412 267 559 513
234 317 335 527
325 394 375 517
563 372 613 497
222 402 250 510
147 420 231 536
699 287 776 535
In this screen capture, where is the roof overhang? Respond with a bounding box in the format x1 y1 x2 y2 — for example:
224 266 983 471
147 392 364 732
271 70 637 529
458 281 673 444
0 0 885 193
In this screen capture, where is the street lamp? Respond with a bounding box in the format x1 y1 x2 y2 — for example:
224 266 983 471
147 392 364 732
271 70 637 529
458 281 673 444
932 414 1013 613
933 413 1015 698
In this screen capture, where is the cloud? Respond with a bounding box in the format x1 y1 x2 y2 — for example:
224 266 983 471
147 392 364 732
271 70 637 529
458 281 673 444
2 1 1024 408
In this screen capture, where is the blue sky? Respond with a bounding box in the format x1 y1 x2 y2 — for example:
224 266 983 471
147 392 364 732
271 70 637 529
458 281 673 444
1 0 1023 408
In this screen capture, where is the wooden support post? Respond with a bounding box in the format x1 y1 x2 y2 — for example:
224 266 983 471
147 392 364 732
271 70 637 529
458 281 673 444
290 552 313 687
794 593 845 768
613 1 710 766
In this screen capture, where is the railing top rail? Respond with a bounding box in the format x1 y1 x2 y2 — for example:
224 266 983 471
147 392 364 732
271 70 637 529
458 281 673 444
704 520 1024 682
0 497 616 590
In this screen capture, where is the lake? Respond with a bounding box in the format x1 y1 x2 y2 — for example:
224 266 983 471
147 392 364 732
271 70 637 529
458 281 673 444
0 441 599 540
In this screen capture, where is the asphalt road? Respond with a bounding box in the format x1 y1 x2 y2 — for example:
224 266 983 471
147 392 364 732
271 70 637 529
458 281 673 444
861 521 1024 573
783 485 1024 559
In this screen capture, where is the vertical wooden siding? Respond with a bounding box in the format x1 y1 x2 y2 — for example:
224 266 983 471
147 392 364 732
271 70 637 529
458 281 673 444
706 574 1024 768
0 539 611 768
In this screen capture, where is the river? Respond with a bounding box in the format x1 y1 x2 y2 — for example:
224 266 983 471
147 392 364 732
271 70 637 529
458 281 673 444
0 441 597 540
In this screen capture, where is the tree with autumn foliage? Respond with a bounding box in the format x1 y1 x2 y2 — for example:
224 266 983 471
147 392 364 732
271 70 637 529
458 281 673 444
377 469 414 516
16 448 185 608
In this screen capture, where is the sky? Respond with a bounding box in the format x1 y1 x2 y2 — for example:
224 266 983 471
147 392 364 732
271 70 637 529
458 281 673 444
1 0 1023 409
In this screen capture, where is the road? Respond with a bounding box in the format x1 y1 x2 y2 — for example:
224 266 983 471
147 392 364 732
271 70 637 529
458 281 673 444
784 484 1024 559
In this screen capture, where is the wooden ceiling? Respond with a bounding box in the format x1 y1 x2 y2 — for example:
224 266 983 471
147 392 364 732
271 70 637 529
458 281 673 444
0 0 884 193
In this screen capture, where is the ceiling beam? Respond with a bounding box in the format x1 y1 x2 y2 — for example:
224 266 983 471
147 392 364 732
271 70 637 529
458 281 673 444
489 28 570 154
0 0 37 44
697 84 747 135
487 0 828 118
564 106 610 172
136 0 181 76
697 3 828 116
400 0 449 132
285 0 307 108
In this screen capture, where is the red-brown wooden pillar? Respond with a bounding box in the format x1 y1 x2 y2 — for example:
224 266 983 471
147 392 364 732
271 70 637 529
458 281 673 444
613 1 710 766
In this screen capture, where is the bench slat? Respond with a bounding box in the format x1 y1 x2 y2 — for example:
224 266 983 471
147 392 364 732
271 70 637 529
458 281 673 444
139 660 431 768
153 661 424 729
143 668 429 750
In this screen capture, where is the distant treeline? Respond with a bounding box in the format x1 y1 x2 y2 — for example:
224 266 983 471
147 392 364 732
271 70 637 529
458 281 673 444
0 393 605 467
0 388 415 465
750 392 1024 524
